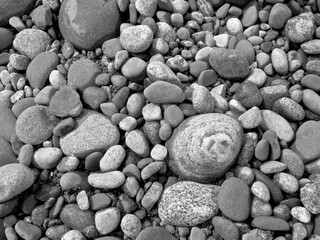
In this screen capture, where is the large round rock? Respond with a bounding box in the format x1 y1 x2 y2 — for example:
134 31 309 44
166 113 243 183
58 0 122 50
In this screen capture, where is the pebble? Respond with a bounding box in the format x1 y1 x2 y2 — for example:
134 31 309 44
141 161 163 180
163 104 184 128
59 171 91 191
0 103 16 142
155 22 177 43
88 171 125 189
56 156 79 172
99 145 126 172
260 85 288 109
121 57 147 83
82 86 108 110
234 81 263 108
301 39 320 54
0 163 35 203
241 1 259 27
136 226 177 240
238 106 262 129
251 216 290 231
271 48 289 75
260 110 294 142
285 14 315 43
89 193 111 211
67 59 101 92
212 216 239 240
143 81 185 104
147 61 182 87
14 220 42 240
59 204 95 231
268 3 292 30
135 0 157 17
218 177 250 221
95 207 120 235
13 29 51 59
273 97 305 121
32 147 62 169
9 54 30 71
102 38 123 59
300 181 320 214
120 214 141 238
15 106 55 145
189 227 206 240
301 74 320 92
303 89 320 115
120 25 153 53
60 110 120 158
125 130 150 157
292 223 308 240
0 152 17 168
273 172 299 194
251 196 272 217
291 206 312 224
150 144 167 161
46 225 69 240
141 181 162 211
192 85 215 114
251 181 270 202
260 161 287 174
58 0 121 50
166 113 243 182
158 181 219 226
290 120 320 163
126 93 145 118
76 190 89 211
209 47 249 81
61 230 86 240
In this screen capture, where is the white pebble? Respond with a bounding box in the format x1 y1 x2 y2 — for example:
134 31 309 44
150 144 168 161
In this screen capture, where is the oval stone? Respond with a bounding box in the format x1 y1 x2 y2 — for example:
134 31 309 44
271 48 288 75
166 113 243 183
158 181 220 226
58 0 121 50
88 171 125 189
120 25 153 53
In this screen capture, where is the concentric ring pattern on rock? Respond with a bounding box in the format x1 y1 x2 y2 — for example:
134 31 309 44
2 0 320 239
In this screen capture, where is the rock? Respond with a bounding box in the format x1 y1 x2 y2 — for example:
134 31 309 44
46 225 69 240
301 39 320 54
260 85 288 110
0 103 16 141
273 172 299 194
285 14 315 43
166 113 243 182
234 81 263 108
192 85 215 114
15 106 55 145
89 193 112 211
26 51 59 89
212 216 239 240
303 87 320 112
61 230 86 240
141 181 163 211
32 147 62 169
13 29 51 59
268 3 292 30
218 177 251 221
58 0 121 50
291 206 312 224
155 22 177 43
158 181 220 226
143 81 185 104
15 220 42 240
31 5 53 30
300 181 320 214
120 25 153 53
0 196 18 217
82 86 108 110
99 145 126 172
12 97 36 118
260 110 294 142
136 226 178 240
120 214 141 238
88 171 125 189
60 110 120 158
0 0 36 26
301 74 320 92
280 149 304 179
290 121 320 163
147 61 182 87
60 204 95 231
0 163 35 203
271 48 288 75
241 1 259 27
95 207 120 235
0 28 13 51
67 59 101 92
209 47 249 81
251 216 291 231
0 137 15 157
59 171 91 191
135 0 157 17
251 181 270 202
125 130 150 157
235 40 255 65
121 57 147 82
238 106 262 129
273 97 305 121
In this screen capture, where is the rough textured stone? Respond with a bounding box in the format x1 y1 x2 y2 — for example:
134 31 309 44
158 181 220 226
60 110 120 158
120 25 153 53
285 13 315 43
58 0 121 50
0 0 36 26
300 181 320 214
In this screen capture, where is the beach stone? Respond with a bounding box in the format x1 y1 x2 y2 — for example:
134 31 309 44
251 181 270 202
268 3 292 30
163 105 184 128
285 14 315 43
60 171 91 191
271 48 288 75
89 193 111 211
95 207 120 235
0 28 13 51
144 81 185 104
0 0 36 26
212 216 239 240
136 226 177 240
209 47 249 81
12 98 36 118
238 106 262 129
120 25 153 53
260 85 288 109
251 216 290 231
301 74 320 92
82 86 108 110
88 171 125 189
260 110 294 142
291 206 311 224
306 59 320 76
273 97 305 121
0 137 15 157
155 22 177 43
234 81 263 108
121 214 141 238
301 39 320 54
192 85 215 114
13 29 51 59
99 145 126 172
166 113 243 182
274 172 299 194
300 182 320 214
60 110 120 158
121 57 147 82
241 1 259 27
147 61 182 87
158 181 220 226
280 149 304 179
15 106 55 145
0 163 34 203
290 120 320 163
251 196 272 217
218 177 250 221
67 59 101 92
0 103 16 142
26 51 59 89
32 147 62 169
102 38 123 59
125 130 150 157
135 0 157 17
59 0 121 50
60 204 95 231
141 181 163 211
15 220 42 240
235 40 255 65
61 230 86 240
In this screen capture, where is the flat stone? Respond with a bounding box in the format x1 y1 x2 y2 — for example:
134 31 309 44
166 113 243 182
235 39 255 65
60 110 120 158
0 0 36 26
15 106 55 145
273 97 305 121
271 48 288 75
12 97 36 118
280 149 304 179
0 28 13 51
209 47 249 81
0 163 35 203
125 130 150 157
136 226 177 240
58 0 121 50
218 177 250 221
241 0 259 27
120 25 153 53
0 103 16 142
121 57 147 83
251 216 290 231
32 147 62 169
158 181 220 226
301 74 320 92
13 29 51 59
234 81 263 108
26 51 59 89
290 120 320 163
141 181 163 211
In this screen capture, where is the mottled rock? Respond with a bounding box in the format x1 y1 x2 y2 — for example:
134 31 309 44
136 226 177 240
0 103 16 142
120 25 153 53
0 0 36 26
300 181 320 214
285 13 315 43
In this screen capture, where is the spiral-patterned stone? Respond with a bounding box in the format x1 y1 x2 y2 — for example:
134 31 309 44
166 113 243 183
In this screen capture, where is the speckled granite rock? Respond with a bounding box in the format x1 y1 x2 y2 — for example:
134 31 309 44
158 181 220 226
166 113 243 183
